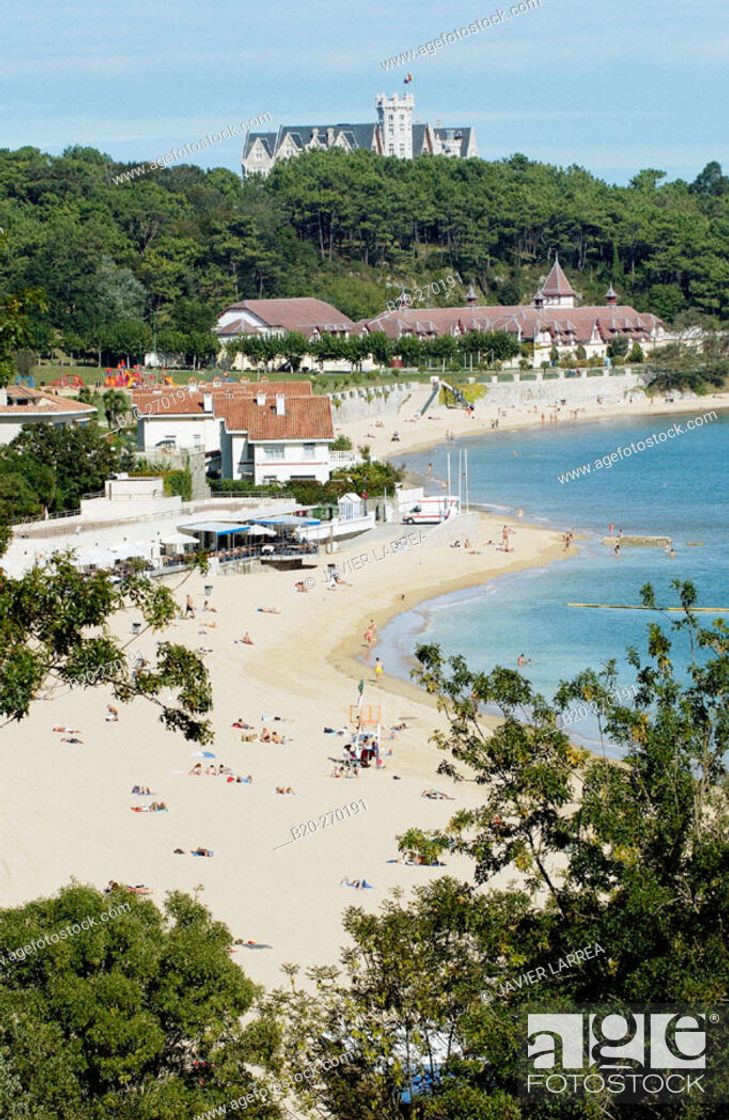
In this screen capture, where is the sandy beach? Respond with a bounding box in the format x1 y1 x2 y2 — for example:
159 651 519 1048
0 507 566 990
4 380 723 991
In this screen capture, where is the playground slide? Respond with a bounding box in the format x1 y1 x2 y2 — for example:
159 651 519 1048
419 383 441 415
438 380 473 410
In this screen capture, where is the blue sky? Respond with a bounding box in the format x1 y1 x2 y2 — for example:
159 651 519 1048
2 0 726 184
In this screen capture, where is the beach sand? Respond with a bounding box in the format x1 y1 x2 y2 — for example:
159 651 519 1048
0 512 565 990
3 377 710 989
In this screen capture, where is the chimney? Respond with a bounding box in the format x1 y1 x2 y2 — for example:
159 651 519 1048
275 393 286 416
605 284 619 306
256 391 266 406
203 392 213 413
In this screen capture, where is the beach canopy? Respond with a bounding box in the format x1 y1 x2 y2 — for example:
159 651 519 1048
246 524 277 537
161 531 197 546
179 522 252 536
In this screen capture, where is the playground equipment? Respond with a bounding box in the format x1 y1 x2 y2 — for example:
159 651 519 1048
49 374 84 389
420 376 474 414
104 363 167 389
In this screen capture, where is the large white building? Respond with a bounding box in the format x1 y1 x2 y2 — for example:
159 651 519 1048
357 259 670 367
132 383 335 485
242 92 476 178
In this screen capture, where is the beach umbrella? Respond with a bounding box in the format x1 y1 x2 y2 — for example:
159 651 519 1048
191 751 216 758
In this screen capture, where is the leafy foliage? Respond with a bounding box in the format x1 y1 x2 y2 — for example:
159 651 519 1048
270 584 729 1117
1 148 728 371
0 884 277 1119
0 553 214 742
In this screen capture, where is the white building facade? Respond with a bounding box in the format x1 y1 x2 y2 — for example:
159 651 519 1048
242 93 476 177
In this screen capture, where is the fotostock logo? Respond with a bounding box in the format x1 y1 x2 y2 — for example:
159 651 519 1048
522 1008 726 1103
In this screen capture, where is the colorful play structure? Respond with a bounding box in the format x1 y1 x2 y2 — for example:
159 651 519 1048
103 363 173 389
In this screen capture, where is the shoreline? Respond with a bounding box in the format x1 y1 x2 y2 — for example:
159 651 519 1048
0 509 568 992
328 509 573 713
336 381 729 465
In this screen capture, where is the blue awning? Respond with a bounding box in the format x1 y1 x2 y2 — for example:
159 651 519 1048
180 522 252 536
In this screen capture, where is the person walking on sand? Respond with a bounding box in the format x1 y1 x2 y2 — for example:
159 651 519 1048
374 657 384 683
185 595 195 619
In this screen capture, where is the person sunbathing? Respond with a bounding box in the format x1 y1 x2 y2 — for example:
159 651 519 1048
421 789 455 800
108 881 152 894
340 878 374 889
275 786 294 795
192 847 214 857
202 601 218 612
241 632 253 645
231 718 253 729
331 765 344 778
149 802 168 812
53 726 80 734
62 736 83 744
257 607 280 614
105 705 119 722
205 764 217 775
260 727 272 742
188 763 203 776
270 731 286 744
240 731 257 741
228 774 253 784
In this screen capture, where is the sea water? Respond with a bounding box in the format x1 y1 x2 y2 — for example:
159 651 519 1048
377 408 729 754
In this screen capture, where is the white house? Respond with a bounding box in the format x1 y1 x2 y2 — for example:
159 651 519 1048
0 385 96 445
132 383 334 485
214 297 354 372
220 394 334 485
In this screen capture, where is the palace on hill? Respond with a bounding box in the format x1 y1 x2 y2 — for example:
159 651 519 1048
215 260 670 370
242 92 476 178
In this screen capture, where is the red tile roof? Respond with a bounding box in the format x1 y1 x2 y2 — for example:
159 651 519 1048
0 386 96 416
218 396 334 441
217 298 354 335
541 257 578 297
359 304 664 345
131 381 312 416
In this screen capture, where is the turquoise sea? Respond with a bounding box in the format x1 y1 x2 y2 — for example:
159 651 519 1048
377 409 729 755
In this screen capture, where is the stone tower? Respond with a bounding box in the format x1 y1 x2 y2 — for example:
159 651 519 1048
376 92 414 159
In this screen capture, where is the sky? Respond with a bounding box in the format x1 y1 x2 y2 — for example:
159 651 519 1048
2 0 727 184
